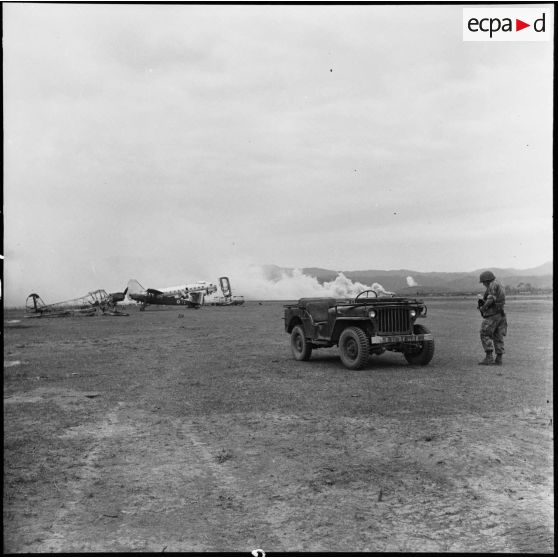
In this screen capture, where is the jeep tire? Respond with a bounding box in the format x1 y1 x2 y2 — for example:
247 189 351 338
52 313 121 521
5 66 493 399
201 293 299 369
339 327 370 370
403 324 435 365
291 325 312 361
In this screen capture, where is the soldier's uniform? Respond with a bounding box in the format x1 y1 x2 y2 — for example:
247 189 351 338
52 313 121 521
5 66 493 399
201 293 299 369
478 272 507 365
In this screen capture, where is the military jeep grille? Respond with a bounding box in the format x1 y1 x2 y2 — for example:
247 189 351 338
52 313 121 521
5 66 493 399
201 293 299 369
376 307 411 335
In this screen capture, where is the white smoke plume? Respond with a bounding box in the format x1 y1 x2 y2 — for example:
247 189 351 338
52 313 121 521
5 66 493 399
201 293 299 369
406 276 419 287
230 266 395 300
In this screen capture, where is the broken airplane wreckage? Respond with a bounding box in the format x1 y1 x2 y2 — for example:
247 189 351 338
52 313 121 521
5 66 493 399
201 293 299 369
125 276 243 310
205 276 245 306
24 276 244 316
25 289 129 318
126 279 218 310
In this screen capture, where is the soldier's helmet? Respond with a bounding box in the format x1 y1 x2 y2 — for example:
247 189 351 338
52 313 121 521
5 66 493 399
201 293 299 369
479 270 496 283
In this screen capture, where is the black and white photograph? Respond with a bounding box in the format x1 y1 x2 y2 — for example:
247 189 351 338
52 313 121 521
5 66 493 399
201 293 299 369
3 2 553 554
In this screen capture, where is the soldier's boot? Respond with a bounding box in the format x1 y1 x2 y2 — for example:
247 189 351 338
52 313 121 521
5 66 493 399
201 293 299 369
479 351 494 365
494 354 503 366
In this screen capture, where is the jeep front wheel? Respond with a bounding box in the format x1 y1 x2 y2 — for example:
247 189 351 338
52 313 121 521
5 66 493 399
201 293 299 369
291 325 312 361
338 327 370 370
403 324 435 365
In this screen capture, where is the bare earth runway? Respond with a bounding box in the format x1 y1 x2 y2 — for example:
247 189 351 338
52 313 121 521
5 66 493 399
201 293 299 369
3 297 553 553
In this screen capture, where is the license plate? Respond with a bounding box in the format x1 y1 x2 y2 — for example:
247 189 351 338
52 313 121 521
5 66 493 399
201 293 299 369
371 334 433 344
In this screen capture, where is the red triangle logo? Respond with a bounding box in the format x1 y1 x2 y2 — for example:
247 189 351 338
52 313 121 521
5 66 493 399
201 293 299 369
516 19 530 31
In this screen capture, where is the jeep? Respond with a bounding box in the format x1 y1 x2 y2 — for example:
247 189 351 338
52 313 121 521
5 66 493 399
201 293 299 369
283 290 434 370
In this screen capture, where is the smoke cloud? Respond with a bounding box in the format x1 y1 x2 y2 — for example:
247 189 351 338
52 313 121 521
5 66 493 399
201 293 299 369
116 262 396 304
230 266 395 300
406 276 419 287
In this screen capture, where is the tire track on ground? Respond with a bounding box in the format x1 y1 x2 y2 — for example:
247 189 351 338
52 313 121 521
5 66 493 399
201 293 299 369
34 402 127 553
27 404 267 552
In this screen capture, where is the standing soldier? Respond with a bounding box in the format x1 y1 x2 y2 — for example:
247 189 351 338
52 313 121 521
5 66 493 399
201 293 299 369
478 270 507 365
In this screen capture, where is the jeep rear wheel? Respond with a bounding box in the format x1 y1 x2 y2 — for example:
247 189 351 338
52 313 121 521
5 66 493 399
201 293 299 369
403 324 434 365
291 325 312 361
338 327 370 370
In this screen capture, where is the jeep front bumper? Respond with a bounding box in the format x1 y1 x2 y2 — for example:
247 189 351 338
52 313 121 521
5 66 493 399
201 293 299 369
370 333 434 344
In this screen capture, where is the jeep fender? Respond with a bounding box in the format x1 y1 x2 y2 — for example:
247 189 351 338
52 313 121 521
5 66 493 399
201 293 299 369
332 319 372 344
286 316 304 334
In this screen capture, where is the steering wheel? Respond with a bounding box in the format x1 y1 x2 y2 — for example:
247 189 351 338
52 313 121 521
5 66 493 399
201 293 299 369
355 290 378 301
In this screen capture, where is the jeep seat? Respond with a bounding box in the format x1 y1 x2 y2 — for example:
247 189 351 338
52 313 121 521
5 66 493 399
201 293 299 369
298 298 337 323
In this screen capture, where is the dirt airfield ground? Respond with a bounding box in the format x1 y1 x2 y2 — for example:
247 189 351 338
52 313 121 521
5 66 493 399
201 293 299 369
3 297 553 554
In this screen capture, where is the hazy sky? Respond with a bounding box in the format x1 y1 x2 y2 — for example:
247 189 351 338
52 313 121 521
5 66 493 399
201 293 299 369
3 4 553 304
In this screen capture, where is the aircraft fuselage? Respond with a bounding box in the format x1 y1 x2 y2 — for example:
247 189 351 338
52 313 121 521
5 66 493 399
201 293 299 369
129 292 200 309
126 279 219 310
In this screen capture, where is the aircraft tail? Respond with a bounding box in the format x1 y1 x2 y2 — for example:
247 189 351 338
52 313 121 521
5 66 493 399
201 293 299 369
25 293 45 313
126 279 145 295
219 277 232 300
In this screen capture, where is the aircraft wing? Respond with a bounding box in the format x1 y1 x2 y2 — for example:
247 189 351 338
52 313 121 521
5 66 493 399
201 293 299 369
146 288 164 296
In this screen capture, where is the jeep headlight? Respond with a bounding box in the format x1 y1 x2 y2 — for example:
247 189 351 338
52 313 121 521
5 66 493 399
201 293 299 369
368 310 376 318
410 309 417 318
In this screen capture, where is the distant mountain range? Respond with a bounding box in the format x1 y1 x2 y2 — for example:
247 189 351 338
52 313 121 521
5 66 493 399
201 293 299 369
267 262 553 294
